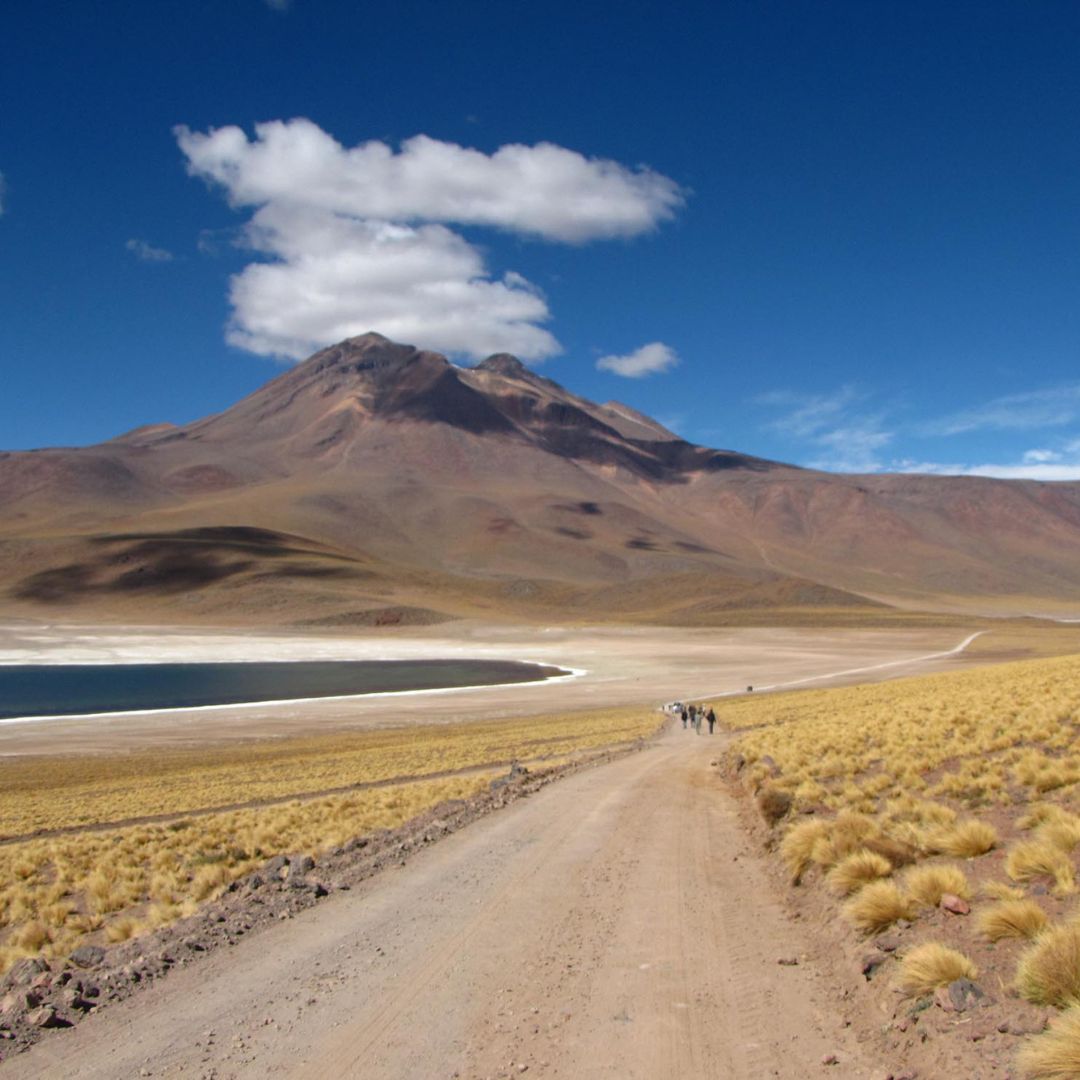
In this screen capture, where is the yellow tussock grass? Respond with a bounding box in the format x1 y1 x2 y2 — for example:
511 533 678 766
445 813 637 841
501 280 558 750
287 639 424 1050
924 819 998 858
895 943 977 996
843 880 913 935
1039 820 1080 854
780 819 829 884
1017 923 1080 1007
104 916 143 944
1016 1003 1080 1079
1007 841 1077 897
976 899 1048 942
904 864 972 908
827 850 893 896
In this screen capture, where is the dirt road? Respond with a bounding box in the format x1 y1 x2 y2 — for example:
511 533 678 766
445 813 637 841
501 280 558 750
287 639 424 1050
2 729 880 1080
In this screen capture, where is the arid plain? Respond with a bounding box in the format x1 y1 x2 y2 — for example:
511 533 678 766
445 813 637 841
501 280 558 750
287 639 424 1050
6 336 1080 1077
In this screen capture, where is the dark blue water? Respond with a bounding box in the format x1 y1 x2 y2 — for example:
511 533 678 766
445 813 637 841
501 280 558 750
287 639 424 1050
0 660 568 720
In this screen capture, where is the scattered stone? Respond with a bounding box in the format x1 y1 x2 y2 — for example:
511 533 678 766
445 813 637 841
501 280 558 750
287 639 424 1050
68 946 106 970
2 959 49 988
939 894 970 915
777 956 799 966
934 978 987 1013
874 935 901 953
907 996 933 1018
1000 1011 1051 1036
822 1053 839 1065
26 1006 67 1030
264 855 289 878
861 951 888 979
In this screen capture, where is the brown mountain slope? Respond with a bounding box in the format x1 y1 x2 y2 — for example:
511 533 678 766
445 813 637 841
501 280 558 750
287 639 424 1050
1 332 1078 624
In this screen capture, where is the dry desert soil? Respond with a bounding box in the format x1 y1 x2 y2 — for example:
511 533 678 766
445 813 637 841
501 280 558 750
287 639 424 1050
4 727 884 1080
0 623 1037 1078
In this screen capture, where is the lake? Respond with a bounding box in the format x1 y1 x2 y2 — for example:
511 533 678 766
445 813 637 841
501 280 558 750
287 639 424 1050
0 659 570 720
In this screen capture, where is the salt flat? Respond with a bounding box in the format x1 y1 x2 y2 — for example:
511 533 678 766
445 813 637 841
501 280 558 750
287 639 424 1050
0 622 977 755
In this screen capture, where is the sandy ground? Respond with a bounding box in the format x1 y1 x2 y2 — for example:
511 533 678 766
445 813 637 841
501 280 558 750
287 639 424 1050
0 621 978 755
0 727 890 1080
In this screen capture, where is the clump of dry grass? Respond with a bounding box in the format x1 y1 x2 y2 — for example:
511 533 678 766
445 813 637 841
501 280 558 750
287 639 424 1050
780 819 829 885
843 880 913 935
904 863 972 908
1016 1003 1080 1079
104 916 143 944
1040 821 1080 854
924 819 999 858
895 943 977 996
756 784 793 826
1007 840 1077 897
862 835 918 868
827 849 893 896
1017 923 1080 1007
976 899 1048 942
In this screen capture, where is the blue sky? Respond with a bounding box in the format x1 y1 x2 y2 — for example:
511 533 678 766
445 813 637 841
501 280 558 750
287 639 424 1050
4 1 1080 478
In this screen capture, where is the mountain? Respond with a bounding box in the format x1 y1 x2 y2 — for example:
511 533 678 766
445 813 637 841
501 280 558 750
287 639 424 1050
2 332 1080 626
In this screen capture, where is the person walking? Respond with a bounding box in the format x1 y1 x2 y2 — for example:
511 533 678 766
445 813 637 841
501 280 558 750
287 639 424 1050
707 707 716 734
681 707 688 729
694 707 702 735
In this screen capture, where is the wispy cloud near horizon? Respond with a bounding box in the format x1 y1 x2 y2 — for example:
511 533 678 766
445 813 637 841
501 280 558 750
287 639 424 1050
893 458 1080 481
757 386 893 472
922 385 1080 436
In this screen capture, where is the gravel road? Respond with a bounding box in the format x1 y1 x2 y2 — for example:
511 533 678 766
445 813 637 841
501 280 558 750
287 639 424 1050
1 727 880 1079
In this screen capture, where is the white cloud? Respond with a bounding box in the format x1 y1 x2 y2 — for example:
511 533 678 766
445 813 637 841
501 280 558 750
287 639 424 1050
758 386 893 472
176 120 683 243
126 237 174 263
228 207 557 360
1022 448 1062 464
893 459 1080 481
596 341 679 378
807 424 893 472
923 385 1080 436
177 120 682 362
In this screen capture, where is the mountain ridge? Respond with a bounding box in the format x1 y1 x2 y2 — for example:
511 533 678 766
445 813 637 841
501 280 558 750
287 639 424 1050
2 332 1079 625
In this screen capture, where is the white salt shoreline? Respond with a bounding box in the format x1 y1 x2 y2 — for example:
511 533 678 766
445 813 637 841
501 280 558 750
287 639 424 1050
0 661 586 726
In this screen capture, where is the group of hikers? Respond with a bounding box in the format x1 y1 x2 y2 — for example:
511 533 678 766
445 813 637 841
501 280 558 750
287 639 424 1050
676 702 716 735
